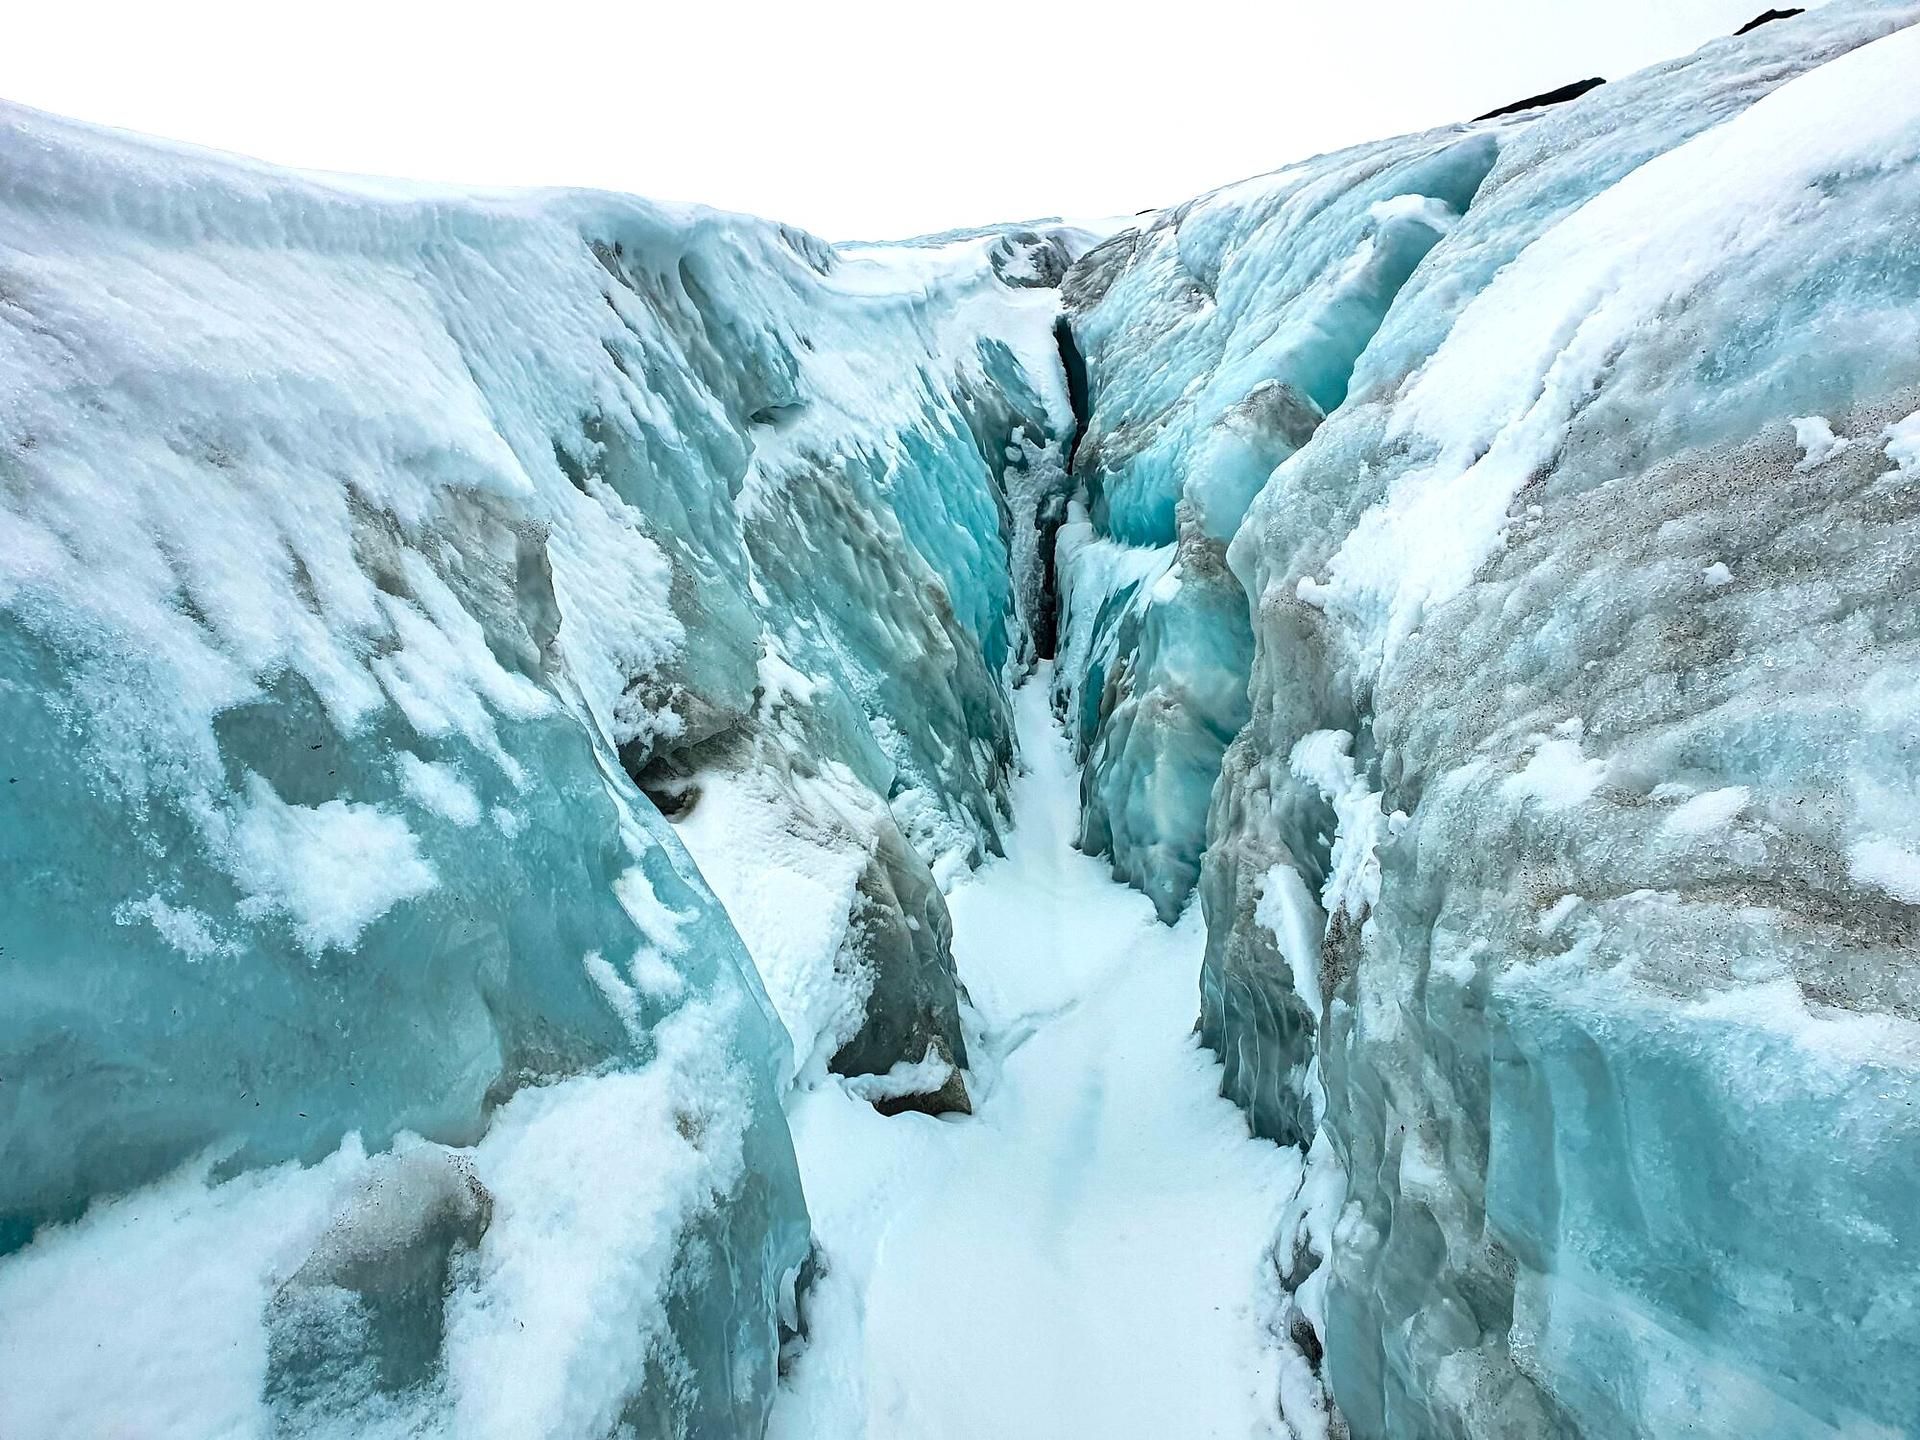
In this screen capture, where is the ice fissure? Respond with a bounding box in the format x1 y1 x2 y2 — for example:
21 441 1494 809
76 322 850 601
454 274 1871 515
5 4 1920 1437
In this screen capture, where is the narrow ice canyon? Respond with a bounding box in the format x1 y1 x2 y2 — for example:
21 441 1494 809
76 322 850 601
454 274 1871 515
3 4 1919 1438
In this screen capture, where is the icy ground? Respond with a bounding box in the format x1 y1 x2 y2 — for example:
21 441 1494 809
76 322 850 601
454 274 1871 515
769 668 1302 1439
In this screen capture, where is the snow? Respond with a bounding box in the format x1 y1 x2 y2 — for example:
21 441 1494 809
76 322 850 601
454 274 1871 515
0 1000 758 1440
112 893 232 961
1661 784 1750 836
837 1045 958 1104
219 775 438 953
1288 729 1388 917
395 754 483 827
1501 732 1608 811
672 756 873 1085
1848 837 1920 904
1885 408 1920 476
1256 863 1328 1021
1791 414 1851 471
770 672 1300 1440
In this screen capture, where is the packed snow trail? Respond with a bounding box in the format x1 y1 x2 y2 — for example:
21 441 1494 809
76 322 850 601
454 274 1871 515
769 668 1302 1440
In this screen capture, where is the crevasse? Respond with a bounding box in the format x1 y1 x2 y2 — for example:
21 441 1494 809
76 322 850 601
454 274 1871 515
5 3 1920 1438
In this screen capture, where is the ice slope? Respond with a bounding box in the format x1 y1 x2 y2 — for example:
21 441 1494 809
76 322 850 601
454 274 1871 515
1047 4 1920 1437
0 101 1075 1435
767 672 1305 1440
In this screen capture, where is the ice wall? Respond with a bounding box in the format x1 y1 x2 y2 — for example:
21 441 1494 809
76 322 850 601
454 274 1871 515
0 103 1074 1435
1051 4 1920 1437
1052 126 1500 920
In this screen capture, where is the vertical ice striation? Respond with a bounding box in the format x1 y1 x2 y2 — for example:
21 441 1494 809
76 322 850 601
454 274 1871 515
0 103 1078 1435
1052 125 1499 921
1049 4 1920 1436
610 224 1083 1106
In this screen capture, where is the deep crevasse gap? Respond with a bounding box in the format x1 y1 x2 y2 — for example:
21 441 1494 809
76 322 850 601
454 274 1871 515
766 672 1305 1440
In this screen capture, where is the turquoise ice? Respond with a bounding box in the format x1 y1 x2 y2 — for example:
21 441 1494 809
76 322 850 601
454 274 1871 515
1048 4 1920 1436
0 103 1076 1434
6 2 1920 1436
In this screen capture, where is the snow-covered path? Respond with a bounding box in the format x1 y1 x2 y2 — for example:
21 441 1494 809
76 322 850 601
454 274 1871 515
768 670 1303 1440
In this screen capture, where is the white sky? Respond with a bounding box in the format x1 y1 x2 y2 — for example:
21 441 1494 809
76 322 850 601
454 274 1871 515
4 0 1794 239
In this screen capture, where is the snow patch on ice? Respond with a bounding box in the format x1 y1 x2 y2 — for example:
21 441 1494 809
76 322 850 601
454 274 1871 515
396 753 483 827
1791 415 1852 471
1537 894 1583 937
1883 409 1920 477
672 766 870 1087
112 893 233 961
1257 863 1329 1020
1503 732 1607 812
1289 729 1388 917
219 775 437 952
1848 838 1920 904
1662 785 1750 836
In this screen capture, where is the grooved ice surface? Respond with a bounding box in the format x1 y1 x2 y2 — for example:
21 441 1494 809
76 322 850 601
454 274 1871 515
1053 5 1920 1436
1053 121 1499 921
0 104 1074 1435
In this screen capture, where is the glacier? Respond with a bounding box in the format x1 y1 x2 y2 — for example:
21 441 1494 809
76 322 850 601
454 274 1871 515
6 2 1920 1437
1049 3 1920 1437
0 100 1078 1436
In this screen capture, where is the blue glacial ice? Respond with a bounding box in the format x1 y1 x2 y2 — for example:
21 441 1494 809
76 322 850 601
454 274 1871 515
1044 4 1920 1437
1051 123 1498 920
0 102 1077 1435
